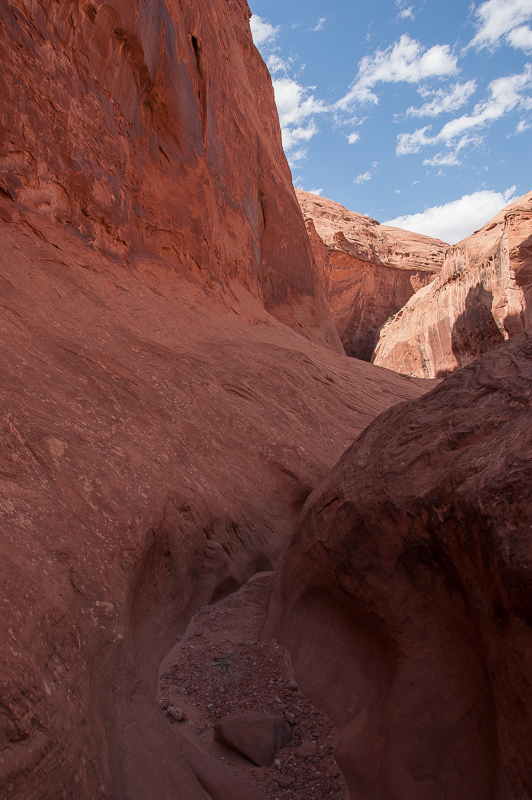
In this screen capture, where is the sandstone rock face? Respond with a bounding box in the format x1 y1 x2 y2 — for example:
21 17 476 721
0 217 432 800
214 712 293 766
0 2 436 796
0 0 340 353
265 330 532 800
373 191 532 377
296 190 446 360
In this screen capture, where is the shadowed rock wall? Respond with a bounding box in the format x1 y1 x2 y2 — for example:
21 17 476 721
0 2 434 798
265 330 532 800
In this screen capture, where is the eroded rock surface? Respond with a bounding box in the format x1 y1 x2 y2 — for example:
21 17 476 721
265 330 532 800
0 2 436 797
0 0 340 352
0 212 433 800
296 190 446 360
373 191 532 377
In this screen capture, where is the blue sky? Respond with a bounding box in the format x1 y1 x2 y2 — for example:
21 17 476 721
249 0 532 243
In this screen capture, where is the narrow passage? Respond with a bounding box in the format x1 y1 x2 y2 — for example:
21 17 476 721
158 572 347 799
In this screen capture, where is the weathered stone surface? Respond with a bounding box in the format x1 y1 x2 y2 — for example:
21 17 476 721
0 0 341 353
373 190 532 377
296 190 446 360
0 2 439 798
0 213 432 800
265 330 532 800
214 712 293 766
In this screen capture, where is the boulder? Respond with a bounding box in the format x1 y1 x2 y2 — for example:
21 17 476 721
296 190 446 360
214 712 293 766
373 190 532 377
265 330 532 800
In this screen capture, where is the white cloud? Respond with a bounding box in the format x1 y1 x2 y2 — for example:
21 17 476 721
347 132 361 143
250 14 279 46
281 120 319 150
436 65 532 138
397 125 433 154
336 35 458 108
383 186 517 243
423 151 462 166
354 170 373 184
470 0 532 49
271 77 327 164
396 0 415 20
273 77 327 129
287 148 310 167
313 17 326 32
406 80 477 117
266 54 293 75
308 187 324 195
516 118 532 131
508 23 532 49
397 64 532 154
354 162 378 184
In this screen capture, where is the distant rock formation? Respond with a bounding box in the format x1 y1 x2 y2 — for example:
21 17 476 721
265 330 532 800
0 2 433 798
373 191 532 377
296 190 446 360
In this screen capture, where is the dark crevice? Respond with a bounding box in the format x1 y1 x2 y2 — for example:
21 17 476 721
190 34 208 134
0 186 15 202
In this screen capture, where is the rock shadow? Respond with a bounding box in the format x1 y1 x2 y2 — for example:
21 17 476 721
448 283 505 373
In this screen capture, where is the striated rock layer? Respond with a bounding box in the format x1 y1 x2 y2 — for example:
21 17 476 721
0 1 434 798
373 190 532 377
265 330 532 800
296 190 446 360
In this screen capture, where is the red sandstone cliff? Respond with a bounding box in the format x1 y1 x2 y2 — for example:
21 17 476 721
0 0 341 353
373 191 532 377
296 190 446 360
0 2 432 798
265 330 532 800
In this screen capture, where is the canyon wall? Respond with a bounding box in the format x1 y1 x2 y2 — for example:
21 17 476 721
0 0 340 352
296 190 446 360
0 1 433 798
265 330 532 800
373 191 532 377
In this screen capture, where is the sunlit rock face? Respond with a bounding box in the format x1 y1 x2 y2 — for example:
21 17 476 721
0 0 342 352
373 191 532 377
296 189 446 361
265 330 532 800
0 2 434 798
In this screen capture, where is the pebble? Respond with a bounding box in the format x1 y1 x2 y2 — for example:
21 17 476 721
276 775 293 788
287 679 298 691
297 741 317 758
166 706 186 722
